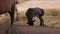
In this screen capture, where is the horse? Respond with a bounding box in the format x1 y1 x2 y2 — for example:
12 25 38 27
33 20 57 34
0 0 19 26
26 7 45 26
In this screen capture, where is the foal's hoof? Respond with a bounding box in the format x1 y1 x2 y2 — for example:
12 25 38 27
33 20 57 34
40 25 47 27
27 23 29 24
33 20 35 22
27 23 34 26
28 23 34 26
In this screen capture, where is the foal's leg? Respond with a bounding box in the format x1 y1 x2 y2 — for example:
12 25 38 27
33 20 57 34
8 6 15 26
38 16 44 26
27 17 34 26
27 17 33 25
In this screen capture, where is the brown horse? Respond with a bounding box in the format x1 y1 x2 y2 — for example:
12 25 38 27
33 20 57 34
26 7 45 26
0 0 19 25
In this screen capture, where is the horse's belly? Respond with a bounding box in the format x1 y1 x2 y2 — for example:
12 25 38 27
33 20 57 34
0 10 7 14
0 0 15 11
0 4 11 12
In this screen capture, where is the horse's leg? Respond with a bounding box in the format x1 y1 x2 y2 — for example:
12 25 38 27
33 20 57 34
8 6 15 26
7 9 15 34
38 15 44 26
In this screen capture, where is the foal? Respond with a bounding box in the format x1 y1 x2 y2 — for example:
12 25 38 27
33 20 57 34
26 7 45 26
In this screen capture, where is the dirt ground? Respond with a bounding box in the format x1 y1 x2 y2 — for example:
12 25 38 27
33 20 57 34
0 20 60 34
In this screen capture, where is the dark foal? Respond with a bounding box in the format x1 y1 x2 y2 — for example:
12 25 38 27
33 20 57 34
26 7 44 26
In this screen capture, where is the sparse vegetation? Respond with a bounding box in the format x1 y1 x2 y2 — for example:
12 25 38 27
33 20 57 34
0 8 60 27
19 0 29 3
0 0 60 27
14 9 60 27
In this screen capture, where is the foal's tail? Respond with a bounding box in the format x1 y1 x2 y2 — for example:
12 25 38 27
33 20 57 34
41 9 44 16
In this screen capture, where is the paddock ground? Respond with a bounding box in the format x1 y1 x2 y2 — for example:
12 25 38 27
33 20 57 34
0 20 60 34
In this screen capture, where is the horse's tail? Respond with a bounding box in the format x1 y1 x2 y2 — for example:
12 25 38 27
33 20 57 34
15 0 19 21
15 8 19 21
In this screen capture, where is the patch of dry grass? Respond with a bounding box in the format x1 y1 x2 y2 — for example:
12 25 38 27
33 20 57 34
0 14 9 24
14 8 60 27
43 9 60 27
0 8 60 27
